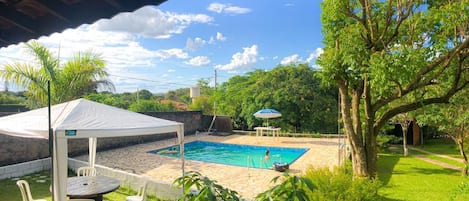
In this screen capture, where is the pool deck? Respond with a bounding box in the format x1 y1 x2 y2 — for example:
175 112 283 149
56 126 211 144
74 133 342 199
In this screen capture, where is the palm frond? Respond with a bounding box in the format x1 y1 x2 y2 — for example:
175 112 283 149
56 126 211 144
26 41 59 81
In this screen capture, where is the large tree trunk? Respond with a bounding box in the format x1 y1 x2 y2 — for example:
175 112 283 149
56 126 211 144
363 79 378 177
339 82 369 177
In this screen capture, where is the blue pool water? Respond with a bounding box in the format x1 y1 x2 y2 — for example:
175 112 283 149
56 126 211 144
148 141 309 169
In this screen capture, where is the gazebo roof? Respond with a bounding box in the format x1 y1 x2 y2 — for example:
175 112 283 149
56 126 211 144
0 0 167 48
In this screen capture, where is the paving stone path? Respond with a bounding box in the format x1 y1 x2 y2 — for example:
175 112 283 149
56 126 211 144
389 145 463 172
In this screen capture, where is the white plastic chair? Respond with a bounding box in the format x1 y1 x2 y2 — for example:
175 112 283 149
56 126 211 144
16 180 47 201
76 166 97 177
126 182 148 201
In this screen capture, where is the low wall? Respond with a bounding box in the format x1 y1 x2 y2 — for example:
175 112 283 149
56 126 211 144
0 158 183 200
0 158 50 180
0 111 203 166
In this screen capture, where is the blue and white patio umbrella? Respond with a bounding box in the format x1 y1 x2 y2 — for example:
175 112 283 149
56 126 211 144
254 109 282 119
254 109 281 127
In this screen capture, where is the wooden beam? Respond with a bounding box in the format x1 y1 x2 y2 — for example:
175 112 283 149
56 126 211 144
0 15 34 33
103 0 122 10
0 37 10 46
32 0 70 22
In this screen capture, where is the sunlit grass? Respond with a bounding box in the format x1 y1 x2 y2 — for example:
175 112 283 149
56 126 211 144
378 151 465 201
409 149 465 168
416 138 461 159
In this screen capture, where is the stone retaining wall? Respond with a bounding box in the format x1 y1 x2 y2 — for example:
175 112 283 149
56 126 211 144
0 111 204 166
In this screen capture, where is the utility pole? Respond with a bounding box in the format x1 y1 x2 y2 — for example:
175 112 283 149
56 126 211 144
214 69 217 115
136 88 139 103
208 69 217 133
338 90 342 166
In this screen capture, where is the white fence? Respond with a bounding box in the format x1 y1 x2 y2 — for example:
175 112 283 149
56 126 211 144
0 158 183 200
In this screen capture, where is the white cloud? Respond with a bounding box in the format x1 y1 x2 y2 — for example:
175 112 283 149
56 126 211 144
216 45 258 70
207 3 251 14
0 6 219 93
167 69 176 72
92 6 213 39
186 37 207 51
185 56 211 66
155 48 189 60
187 32 226 49
0 27 157 71
216 32 227 41
306 48 323 63
280 54 301 65
208 37 215 44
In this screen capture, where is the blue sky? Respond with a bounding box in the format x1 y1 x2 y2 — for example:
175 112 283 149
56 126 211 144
0 0 323 93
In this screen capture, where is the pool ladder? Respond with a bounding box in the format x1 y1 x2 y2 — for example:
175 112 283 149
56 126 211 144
247 155 266 170
246 155 255 170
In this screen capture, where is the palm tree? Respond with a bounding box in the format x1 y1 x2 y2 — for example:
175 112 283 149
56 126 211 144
0 41 114 108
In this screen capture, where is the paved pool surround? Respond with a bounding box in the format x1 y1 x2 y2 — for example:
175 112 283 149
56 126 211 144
74 133 341 199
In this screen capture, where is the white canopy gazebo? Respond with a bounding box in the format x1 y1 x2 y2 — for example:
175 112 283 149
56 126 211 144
0 98 184 200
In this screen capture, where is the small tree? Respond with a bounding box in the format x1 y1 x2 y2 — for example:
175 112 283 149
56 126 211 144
392 113 413 156
417 89 469 176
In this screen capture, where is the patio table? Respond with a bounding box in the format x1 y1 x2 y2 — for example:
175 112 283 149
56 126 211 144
254 127 281 138
67 176 120 201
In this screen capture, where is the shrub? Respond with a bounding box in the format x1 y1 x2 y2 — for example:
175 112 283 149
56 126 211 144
450 178 469 201
255 173 315 201
377 134 402 151
173 171 242 201
174 167 381 201
303 166 381 201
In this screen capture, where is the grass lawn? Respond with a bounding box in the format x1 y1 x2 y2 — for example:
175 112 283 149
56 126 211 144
0 170 163 201
378 151 467 201
409 149 465 168
416 138 462 159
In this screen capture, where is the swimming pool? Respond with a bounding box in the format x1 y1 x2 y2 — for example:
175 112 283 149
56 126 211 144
148 141 309 169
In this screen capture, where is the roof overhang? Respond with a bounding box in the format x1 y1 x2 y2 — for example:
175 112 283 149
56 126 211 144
0 0 167 48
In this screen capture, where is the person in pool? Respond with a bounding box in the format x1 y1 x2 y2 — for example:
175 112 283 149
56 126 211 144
264 150 270 161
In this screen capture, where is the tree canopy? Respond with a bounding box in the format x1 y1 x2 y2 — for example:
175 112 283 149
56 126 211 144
216 63 338 133
318 0 469 177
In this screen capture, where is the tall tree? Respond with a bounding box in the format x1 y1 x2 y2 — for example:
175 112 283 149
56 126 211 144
318 0 469 177
0 41 113 108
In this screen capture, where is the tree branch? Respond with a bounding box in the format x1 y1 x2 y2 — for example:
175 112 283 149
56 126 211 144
374 79 469 130
373 37 469 110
